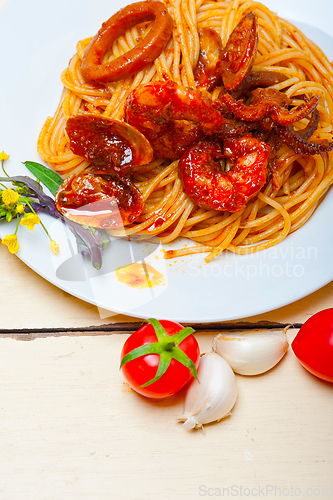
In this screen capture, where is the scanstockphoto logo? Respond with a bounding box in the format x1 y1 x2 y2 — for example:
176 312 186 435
47 218 168 319
188 244 318 280
198 484 333 497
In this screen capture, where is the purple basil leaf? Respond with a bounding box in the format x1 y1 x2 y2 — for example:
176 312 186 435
0 175 110 269
0 175 55 206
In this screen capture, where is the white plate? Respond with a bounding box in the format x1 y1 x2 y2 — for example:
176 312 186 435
0 0 333 322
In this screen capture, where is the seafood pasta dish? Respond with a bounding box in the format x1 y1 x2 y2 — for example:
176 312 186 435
38 0 333 263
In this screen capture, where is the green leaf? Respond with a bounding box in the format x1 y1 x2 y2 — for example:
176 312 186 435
23 161 63 196
171 326 195 346
139 351 172 388
120 342 162 368
172 347 199 381
147 318 169 342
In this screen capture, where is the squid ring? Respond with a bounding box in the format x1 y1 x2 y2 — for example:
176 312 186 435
81 1 173 83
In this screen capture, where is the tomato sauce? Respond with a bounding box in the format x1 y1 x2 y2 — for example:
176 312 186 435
56 173 144 228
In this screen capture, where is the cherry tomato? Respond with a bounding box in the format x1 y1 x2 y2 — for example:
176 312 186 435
291 308 333 383
120 319 200 399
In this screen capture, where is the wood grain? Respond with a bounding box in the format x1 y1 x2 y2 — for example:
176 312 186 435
1 0 332 497
0 331 332 499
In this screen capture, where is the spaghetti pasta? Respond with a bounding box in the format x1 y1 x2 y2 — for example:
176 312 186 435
38 0 333 263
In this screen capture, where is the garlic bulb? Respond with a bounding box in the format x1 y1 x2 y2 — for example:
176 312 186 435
178 352 237 430
213 329 289 376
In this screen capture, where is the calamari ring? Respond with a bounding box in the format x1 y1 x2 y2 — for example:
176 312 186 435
81 1 173 83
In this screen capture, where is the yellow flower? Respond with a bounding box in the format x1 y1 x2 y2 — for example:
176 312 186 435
2 234 19 254
0 151 9 162
20 213 40 230
16 204 25 214
2 189 20 206
50 240 60 255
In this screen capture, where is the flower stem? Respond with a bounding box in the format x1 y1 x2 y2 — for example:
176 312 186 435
26 201 53 241
14 213 20 235
1 159 9 177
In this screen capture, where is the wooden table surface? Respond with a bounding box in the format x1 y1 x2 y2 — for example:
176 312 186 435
1 234 333 500
1 0 333 498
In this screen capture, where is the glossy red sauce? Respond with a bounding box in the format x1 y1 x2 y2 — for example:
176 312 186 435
66 114 153 176
56 173 144 228
194 28 222 91
124 80 224 160
66 115 134 175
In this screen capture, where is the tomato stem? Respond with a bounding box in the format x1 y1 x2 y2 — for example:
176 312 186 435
164 341 176 351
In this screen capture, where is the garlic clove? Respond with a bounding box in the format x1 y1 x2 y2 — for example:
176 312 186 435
212 329 289 376
178 352 237 430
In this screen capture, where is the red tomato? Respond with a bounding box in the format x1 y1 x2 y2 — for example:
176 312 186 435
120 319 200 399
292 308 333 383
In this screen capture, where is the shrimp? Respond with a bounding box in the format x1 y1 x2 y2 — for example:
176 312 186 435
124 80 225 160
178 135 270 212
